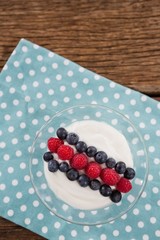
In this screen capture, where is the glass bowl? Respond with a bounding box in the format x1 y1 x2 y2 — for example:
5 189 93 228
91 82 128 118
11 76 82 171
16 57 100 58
30 104 148 225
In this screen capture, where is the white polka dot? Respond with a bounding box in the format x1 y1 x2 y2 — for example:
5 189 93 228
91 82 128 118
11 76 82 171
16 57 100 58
0 91 3 97
28 107 34 113
56 74 62 80
20 162 26 169
100 234 107 240
119 104 125 110
48 127 54 133
48 52 54 57
95 111 102 117
139 122 145 128
64 59 69 65
54 222 61 229
148 146 155 152
20 205 27 212
152 187 159 193
16 150 22 157
154 158 160 165
110 82 116 88
17 73 24 79
82 78 89 84
32 81 39 87
148 174 153 181
94 74 100 80
142 191 147 198
75 93 81 99
150 118 157 125
41 183 47 189
42 226 48 234
156 130 160 136
71 82 78 88
48 89 54 95
121 213 127 219
114 93 120 99
157 102 160 109
87 89 93 96
39 103 46 110
16 111 23 117
79 212 85 218
36 171 43 177
7 210 14 217
44 77 51 84
144 134 150 140
24 218 31 225
125 225 132 232
145 204 151 211
142 234 149 240
41 66 47 73
52 63 58 69
8 167 14 174
28 188 35 194
0 184 6 190
150 217 156 224
24 175 30 182
59 235 65 240
37 55 43 61
83 226 90 232
64 97 70 103
29 70 35 76
62 204 69 211
14 61 20 67
13 99 19 106
98 85 104 92
25 96 31 102
155 230 160 237
16 192 23 199
0 142 6 148
133 208 139 215
3 64 8 70
6 75 12 82
4 114 11 121
3 196 10 203
145 107 152 113
22 46 28 52
102 97 109 103
67 70 73 77
3 154 10 161
141 95 147 101
36 92 43 99
12 179 18 186
60 85 66 92
33 200 39 207
25 58 32 64
113 230 119 236
37 213 44 220
1 102 7 109
32 119 38 125
33 44 39 49
52 100 58 106
8 126 14 132
138 221 144 228
130 99 136 105
134 111 140 117
44 115 50 122
71 230 77 237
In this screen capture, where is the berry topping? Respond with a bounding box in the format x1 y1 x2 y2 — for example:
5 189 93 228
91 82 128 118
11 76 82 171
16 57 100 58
66 168 79 181
70 153 88 170
116 177 132 193
57 145 74 160
95 151 108 164
89 179 101 190
48 160 59 172
85 161 101 179
66 132 79 145
78 174 90 187
106 157 116 168
115 161 126 174
100 168 120 186
110 190 122 203
56 127 68 140
43 151 54 162
86 146 97 157
47 137 64 153
59 162 69 172
100 184 112 197
76 141 87 153
124 167 135 180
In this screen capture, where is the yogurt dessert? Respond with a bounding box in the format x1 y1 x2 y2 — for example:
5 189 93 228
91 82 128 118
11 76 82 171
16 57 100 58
43 120 135 210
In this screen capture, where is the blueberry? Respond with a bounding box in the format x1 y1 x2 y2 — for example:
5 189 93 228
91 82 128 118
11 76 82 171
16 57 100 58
56 127 68 140
89 179 101 190
106 157 116 168
115 161 126 174
110 190 122 203
66 133 79 145
76 141 87 153
78 174 90 187
95 151 108 164
66 168 79 181
100 184 112 197
124 167 135 179
48 160 59 172
59 162 69 172
86 146 97 157
43 152 53 162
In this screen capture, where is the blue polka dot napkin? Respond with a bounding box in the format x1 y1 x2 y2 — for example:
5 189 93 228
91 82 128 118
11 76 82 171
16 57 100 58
0 38 160 240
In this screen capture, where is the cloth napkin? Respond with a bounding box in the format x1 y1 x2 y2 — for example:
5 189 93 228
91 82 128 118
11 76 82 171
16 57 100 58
0 39 160 240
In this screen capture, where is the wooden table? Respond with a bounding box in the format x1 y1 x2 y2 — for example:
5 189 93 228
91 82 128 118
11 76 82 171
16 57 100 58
0 0 160 239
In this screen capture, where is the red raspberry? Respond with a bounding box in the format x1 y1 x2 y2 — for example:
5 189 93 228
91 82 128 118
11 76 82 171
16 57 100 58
100 168 120 186
57 145 74 160
47 137 64 153
85 161 101 179
116 177 132 193
70 153 88 170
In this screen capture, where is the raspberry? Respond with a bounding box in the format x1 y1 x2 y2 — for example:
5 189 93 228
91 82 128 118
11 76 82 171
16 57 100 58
116 177 132 193
70 153 88 170
47 137 64 153
57 145 74 160
85 161 101 179
100 168 120 186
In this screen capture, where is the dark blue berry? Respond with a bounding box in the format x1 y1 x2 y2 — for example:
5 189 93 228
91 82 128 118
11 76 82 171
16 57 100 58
76 141 87 153
95 151 108 164
115 161 126 174
48 160 59 172
106 157 116 168
110 190 122 203
86 146 97 157
89 179 101 190
124 167 135 179
66 133 79 145
66 168 79 181
100 184 112 197
43 152 53 162
78 174 90 187
59 162 69 172
56 127 68 140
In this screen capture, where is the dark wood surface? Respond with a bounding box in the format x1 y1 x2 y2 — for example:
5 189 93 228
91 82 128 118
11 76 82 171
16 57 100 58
0 0 160 239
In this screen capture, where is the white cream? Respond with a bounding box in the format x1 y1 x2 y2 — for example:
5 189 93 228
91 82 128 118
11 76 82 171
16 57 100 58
44 120 133 210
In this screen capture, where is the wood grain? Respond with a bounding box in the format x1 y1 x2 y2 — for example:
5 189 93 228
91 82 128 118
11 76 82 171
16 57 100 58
0 0 160 239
